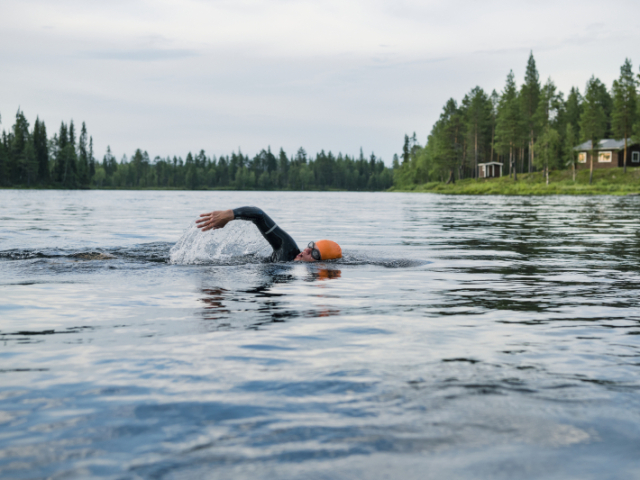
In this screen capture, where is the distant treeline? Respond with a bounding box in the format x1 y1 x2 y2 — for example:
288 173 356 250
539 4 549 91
395 53 640 186
0 112 393 191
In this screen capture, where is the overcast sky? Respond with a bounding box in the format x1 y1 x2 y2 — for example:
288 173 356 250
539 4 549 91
2 0 640 163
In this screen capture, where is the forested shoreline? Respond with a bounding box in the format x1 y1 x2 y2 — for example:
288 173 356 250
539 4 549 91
3 52 639 193
395 53 640 188
0 113 393 191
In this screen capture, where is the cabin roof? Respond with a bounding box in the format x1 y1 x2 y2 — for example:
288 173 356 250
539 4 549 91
478 162 503 166
574 138 637 151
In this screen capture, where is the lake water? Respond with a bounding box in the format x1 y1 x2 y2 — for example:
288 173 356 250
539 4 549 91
1 190 639 479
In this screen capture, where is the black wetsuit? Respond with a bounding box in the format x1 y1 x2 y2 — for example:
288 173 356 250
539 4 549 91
232 206 300 262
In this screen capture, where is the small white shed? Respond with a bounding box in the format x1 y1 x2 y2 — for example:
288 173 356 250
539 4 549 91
478 162 502 178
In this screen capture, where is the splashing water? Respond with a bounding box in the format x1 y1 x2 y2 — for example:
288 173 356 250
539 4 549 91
168 222 428 267
169 221 274 265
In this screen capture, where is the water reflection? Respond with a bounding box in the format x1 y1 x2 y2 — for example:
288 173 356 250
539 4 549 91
200 288 230 320
198 266 294 330
198 266 343 330
309 268 342 281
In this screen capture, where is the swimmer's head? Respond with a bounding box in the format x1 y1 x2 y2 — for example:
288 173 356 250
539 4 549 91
294 240 342 262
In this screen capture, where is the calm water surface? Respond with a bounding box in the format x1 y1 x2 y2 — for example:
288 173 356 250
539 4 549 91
1 190 639 479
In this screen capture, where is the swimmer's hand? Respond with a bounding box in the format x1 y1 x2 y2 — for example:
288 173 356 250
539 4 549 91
196 209 234 232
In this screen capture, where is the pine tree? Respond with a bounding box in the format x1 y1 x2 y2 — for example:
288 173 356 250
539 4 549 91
496 71 522 180
535 125 560 185
11 110 30 185
611 58 638 173
580 76 608 184
277 148 289 188
489 89 499 163
60 143 78 188
22 141 38 186
131 149 148 187
430 98 463 183
534 78 561 129
33 117 50 184
89 137 95 179
56 121 78 188
565 87 583 133
266 146 277 174
68 120 76 147
295 147 307 164
462 86 492 178
520 52 541 173
534 78 562 184
53 122 68 183
0 132 8 186
402 134 410 164
564 123 578 181
595 80 613 137
77 122 89 186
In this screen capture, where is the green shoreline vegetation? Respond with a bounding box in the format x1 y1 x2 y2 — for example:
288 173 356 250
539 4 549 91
391 168 640 195
2 52 640 195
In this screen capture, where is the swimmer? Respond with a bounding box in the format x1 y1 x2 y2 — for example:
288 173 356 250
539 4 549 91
196 206 342 263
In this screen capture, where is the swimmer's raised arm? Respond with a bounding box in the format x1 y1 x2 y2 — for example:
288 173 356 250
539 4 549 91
197 206 287 252
196 209 234 232
195 206 340 263
196 206 300 262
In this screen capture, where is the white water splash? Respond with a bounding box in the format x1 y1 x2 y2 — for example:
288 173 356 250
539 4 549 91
169 221 272 265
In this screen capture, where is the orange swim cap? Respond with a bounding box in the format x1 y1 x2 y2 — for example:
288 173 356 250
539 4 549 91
315 240 342 260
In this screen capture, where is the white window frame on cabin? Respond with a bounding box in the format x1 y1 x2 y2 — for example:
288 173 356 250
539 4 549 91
632 151 640 163
578 152 587 163
598 151 612 163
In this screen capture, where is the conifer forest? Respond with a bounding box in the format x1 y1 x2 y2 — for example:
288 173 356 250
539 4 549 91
2 53 639 191
0 114 393 191
395 53 640 187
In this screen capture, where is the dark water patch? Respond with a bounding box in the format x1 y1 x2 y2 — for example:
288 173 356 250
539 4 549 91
110 242 173 263
12 329 55 335
241 285 286 297
134 401 270 422
0 243 173 264
0 248 66 260
241 344 296 351
0 248 115 261
223 356 290 366
0 326 95 339
69 252 116 260
443 358 481 364
0 280 79 286
337 327 392 335
0 368 49 373
235 379 375 397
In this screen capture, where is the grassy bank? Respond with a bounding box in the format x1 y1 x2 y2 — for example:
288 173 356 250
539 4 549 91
390 167 640 195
